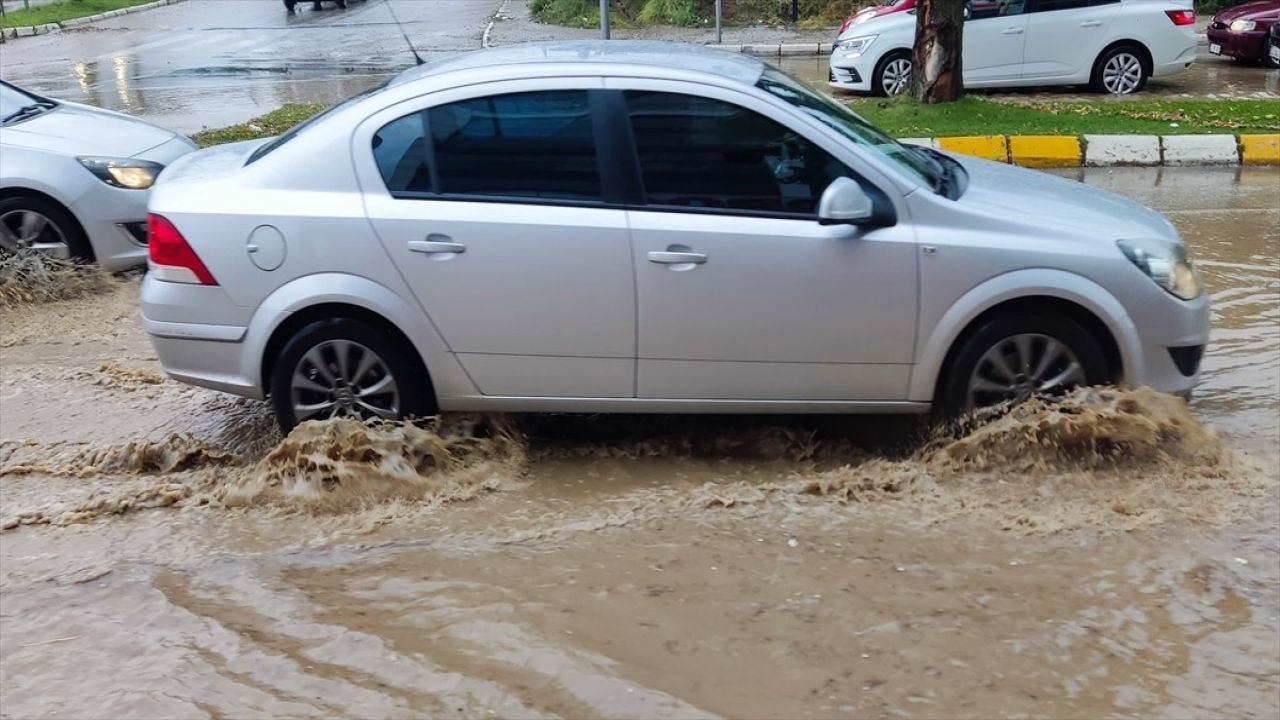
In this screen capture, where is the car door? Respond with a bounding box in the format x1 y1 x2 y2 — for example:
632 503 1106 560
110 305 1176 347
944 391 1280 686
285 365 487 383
1021 0 1122 79
964 0 1031 83
610 82 918 402
353 80 637 399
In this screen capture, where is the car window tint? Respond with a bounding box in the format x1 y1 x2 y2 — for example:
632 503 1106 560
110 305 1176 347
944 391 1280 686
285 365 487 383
1033 0 1089 11
373 112 431 194
428 90 602 201
969 0 1028 20
623 91 850 216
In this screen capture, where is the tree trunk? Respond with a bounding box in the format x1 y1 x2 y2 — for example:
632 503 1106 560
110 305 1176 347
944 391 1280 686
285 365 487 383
911 0 965 103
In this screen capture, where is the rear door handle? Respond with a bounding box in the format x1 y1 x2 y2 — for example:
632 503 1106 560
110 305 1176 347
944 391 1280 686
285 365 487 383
409 238 465 254
648 251 707 265
1080 19 1102 27
1002 27 1023 34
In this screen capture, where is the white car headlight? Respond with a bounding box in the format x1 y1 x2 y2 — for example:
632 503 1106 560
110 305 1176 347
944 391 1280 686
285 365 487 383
77 156 164 190
835 35 878 57
1230 19 1257 32
1117 239 1203 301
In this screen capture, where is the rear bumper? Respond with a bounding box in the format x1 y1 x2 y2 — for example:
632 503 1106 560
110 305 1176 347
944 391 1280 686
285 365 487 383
141 273 265 399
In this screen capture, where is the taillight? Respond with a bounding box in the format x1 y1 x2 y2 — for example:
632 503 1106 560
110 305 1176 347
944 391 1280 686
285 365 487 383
839 15 854 33
147 213 217 285
1165 9 1196 26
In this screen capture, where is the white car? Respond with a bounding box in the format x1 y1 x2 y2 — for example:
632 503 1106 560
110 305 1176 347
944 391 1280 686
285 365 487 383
0 80 195 270
141 42 1208 432
831 0 1198 95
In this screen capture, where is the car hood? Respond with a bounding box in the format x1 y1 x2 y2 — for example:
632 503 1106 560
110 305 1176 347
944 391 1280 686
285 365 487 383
1215 0 1280 22
953 155 1179 243
2 101 182 158
838 10 915 39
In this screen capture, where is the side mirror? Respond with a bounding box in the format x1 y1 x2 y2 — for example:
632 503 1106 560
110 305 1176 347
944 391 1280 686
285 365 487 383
817 177 875 226
963 2 972 19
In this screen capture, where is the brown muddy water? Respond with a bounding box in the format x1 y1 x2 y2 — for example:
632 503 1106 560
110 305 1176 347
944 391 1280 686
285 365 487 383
1 167 1277 719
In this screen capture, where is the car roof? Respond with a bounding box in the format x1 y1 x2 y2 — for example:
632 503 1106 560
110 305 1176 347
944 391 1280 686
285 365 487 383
390 41 768 88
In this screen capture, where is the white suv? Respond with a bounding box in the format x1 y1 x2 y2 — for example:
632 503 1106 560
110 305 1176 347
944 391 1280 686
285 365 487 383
830 0 1198 95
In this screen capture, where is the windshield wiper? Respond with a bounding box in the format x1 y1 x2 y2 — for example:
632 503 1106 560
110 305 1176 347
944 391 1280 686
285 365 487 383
1 101 54 124
906 145 951 195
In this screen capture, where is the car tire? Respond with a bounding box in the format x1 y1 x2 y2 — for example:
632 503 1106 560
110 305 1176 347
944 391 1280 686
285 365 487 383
0 195 92 263
1263 47 1280 70
940 313 1111 419
872 50 913 97
1091 45 1149 94
283 0 297 10
335 0 347 7
270 318 436 434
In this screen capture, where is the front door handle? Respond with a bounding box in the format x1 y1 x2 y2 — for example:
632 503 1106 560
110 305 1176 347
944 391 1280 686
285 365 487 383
409 238 465 254
648 251 707 265
1080 19 1102 27
1001 27 1024 34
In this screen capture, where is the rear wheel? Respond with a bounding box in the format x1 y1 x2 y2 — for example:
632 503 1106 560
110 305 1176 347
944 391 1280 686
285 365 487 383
1091 45 1149 94
270 318 435 433
941 313 1111 418
0 196 91 263
872 51 913 97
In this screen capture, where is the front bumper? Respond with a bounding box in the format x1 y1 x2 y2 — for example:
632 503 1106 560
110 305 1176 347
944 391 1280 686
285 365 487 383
1206 26 1267 60
830 51 873 92
1127 291 1211 397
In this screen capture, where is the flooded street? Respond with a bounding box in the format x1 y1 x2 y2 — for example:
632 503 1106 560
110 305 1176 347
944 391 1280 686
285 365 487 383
2 166 1278 717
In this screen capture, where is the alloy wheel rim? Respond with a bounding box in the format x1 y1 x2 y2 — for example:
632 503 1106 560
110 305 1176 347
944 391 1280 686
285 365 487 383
882 58 913 96
0 210 69 258
1102 53 1142 94
966 333 1086 411
290 339 400 422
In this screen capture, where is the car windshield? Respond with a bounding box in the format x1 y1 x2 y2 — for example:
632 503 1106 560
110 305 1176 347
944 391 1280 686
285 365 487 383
246 78 391 165
755 68 940 191
0 82 54 125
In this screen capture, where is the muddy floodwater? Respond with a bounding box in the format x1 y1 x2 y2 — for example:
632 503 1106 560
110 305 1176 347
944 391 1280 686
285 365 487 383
1 167 1277 718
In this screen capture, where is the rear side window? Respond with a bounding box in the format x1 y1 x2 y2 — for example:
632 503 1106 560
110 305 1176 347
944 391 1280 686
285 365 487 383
1032 0 1090 11
372 89 603 202
373 112 431 193
623 91 850 216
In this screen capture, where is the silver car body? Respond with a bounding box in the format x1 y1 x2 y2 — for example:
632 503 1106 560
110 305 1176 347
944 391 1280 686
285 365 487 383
142 42 1208 414
1 82 195 270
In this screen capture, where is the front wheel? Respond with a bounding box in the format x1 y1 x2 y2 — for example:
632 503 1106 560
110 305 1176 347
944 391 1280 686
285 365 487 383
940 313 1111 419
872 51 913 97
270 318 435 433
1092 46 1149 94
0 196 91 263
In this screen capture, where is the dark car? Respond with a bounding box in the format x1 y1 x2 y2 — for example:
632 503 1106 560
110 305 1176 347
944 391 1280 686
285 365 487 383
284 0 348 11
1206 0 1280 67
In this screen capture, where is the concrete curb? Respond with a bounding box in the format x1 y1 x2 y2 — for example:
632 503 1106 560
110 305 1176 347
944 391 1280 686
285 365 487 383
905 134 1280 167
1 0 184 41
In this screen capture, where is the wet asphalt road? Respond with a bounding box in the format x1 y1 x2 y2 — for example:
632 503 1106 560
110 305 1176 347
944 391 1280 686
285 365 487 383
1 0 1277 135
0 0 502 133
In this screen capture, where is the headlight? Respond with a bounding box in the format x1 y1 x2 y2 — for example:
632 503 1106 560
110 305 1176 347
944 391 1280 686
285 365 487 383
1230 19 1257 32
835 35 877 57
1117 239 1203 301
77 157 164 190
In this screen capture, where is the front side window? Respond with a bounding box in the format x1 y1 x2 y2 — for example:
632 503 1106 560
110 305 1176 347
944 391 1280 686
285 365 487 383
623 91 851 216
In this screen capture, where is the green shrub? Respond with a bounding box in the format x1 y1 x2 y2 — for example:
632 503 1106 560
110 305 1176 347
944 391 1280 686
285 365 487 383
529 0 859 27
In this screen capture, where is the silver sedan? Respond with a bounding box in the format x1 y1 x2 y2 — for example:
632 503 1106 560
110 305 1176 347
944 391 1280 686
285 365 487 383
141 41 1209 431
1 80 195 270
